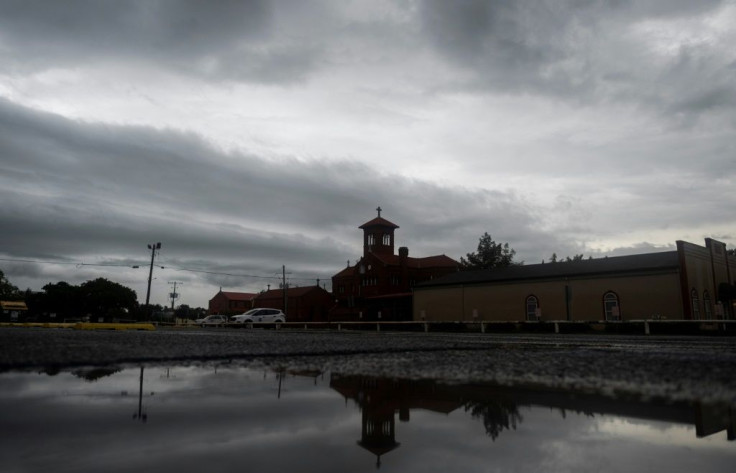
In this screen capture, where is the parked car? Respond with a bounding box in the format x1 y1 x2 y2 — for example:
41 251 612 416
199 314 229 327
231 308 286 324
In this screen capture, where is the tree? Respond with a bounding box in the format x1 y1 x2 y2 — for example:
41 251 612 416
174 304 191 319
547 253 587 263
41 281 80 320
34 278 138 322
0 270 21 300
79 278 138 320
460 233 518 271
464 398 522 441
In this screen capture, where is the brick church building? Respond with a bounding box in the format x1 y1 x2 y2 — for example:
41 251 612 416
331 208 459 321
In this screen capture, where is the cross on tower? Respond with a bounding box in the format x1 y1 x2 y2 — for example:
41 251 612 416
376 206 382 218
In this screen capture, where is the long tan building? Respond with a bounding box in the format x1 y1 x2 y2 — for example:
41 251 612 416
413 238 735 322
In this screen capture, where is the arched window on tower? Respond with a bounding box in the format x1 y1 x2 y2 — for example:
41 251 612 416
367 234 375 246
691 289 700 320
603 292 620 321
703 291 712 319
383 234 391 246
525 295 539 321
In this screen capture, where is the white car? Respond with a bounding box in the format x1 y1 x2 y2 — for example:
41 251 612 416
231 308 286 324
199 314 229 327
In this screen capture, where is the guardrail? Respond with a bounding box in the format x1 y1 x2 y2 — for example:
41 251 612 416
188 319 736 335
4 319 734 335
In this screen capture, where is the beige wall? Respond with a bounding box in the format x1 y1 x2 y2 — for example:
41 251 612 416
414 239 734 322
414 271 683 322
678 240 733 319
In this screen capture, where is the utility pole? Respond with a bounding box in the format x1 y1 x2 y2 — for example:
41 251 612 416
282 265 287 317
168 281 182 310
145 242 161 307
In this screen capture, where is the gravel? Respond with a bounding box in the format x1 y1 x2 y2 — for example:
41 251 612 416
2 327 735 403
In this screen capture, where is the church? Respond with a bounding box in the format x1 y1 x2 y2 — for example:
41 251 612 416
330 208 459 321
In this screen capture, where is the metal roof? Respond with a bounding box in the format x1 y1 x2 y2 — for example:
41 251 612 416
415 251 680 288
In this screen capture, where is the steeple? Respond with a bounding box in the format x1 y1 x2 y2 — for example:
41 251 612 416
359 207 399 258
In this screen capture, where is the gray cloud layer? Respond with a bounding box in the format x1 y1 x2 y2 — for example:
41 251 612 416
0 0 734 305
0 98 552 301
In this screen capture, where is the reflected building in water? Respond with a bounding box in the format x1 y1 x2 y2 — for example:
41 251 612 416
330 374 735 467
331 375 463 467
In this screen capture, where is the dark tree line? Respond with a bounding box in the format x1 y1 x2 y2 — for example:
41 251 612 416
459 232 593 271
25 278 138 322
2 269 207 322
546 253 590 263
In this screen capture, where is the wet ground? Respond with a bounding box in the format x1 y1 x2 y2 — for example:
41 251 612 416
2 327 735 403
2 328 735 472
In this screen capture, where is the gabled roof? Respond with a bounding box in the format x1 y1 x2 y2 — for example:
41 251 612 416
359 216 399 229
217 292 256 301
332 253 459 279
416 251 680 288
371 253 459 269
256 286 326 299
333 265 356 278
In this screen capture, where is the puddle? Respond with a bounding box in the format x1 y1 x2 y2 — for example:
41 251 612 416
0 364 733 472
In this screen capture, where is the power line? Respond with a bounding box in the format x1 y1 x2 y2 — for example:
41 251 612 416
168 265 283 280
0 256 331 282
0 257 142 268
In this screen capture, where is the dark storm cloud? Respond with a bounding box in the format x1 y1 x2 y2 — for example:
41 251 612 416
2 0 733 114
0 98 558 292
0 0 320 83
417 0 733 116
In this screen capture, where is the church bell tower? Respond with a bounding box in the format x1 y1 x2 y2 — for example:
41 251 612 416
359 207 399 258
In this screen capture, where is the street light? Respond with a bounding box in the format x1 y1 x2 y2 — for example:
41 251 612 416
145 242 161 307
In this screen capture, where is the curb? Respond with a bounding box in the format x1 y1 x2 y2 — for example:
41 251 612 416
0 322 156 331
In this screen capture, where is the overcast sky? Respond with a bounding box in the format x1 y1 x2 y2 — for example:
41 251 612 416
1 0 734 308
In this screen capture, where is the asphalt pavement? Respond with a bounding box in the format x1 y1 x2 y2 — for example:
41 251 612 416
2 327 735 403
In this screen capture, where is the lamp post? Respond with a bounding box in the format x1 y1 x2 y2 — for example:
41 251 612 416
145 242 161 307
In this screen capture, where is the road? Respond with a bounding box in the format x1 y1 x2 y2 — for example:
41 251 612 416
2 327 735 403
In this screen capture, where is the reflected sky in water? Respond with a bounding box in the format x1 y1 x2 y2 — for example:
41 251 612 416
0 365 733 473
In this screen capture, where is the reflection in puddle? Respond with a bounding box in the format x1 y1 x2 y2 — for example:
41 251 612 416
0 365 733 473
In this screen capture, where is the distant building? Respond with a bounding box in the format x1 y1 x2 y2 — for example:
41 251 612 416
331 208 459 321
1 300 28 322
413 238 736 322
253 285 333 322
208 291 256 315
